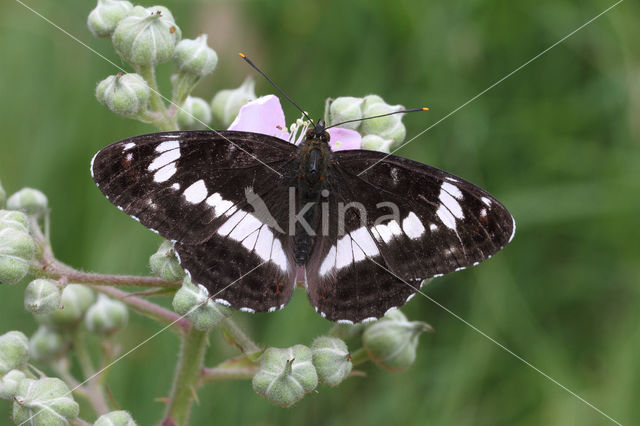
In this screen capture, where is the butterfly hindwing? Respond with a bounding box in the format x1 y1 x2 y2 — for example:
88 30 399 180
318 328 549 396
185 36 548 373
304 149 515 322
92 130 299 311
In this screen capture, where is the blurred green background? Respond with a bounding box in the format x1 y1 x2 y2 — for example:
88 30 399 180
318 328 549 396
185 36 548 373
1 0 639 424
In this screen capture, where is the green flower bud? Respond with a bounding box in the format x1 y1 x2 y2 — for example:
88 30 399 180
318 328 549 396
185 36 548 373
252 345 318 407
328 96 363 130
361 134 394 153
6 187 48 216
29 326 67 362
0 369 26 400
0 210 29 233
94 410 138 426
211 77 256 128
363 309 431 372
177 96 212 131
24 279 62 314
85 294 128 335
149 240 185 281
360 95 406 147
174 34 218 77
329 322 365 340
0 228 35 285
87 0 133 38
311 336 352 386
37 284 96 329
0 180 5 207
172 277 231 330
0 331 29 374
13 378 79 425
112 5 181 66
96 73 150 117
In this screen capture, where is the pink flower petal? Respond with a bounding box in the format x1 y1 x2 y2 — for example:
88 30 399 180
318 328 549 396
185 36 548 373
327 127 361 151
228 95 290 140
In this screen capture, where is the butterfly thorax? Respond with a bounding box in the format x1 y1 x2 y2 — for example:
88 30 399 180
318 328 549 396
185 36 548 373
293 126 331 265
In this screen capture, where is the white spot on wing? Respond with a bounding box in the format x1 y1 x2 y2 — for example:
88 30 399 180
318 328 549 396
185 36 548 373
148 149 180 171
156 140 180 152
350 227 379 257
154 163 177 182
441 181 463 199
335 235 354 269
481 196 492 206
509 215 516 243
319 245 337 276
240 307 255 313
336 319 354 325
436 205 457 230
229 214 262 242
254 227 274 260
217 210 245 236
90 151 98 179
402 212 425 239
429 223 438 232
270 238 288 271
123 142 135 151
171 183 180 190
183 179 208 204
439 188 464 219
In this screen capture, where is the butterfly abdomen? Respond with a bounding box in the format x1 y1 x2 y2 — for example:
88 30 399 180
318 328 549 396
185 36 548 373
293 137 332 265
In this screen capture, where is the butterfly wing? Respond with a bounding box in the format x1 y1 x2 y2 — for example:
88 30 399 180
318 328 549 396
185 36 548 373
304 150 515 323
91 130 298 312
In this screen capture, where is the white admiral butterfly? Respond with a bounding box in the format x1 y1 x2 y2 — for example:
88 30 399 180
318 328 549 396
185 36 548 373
91 121 515 323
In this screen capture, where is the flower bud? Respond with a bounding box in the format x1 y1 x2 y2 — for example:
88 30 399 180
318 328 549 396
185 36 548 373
6 187 48 216
13 378 79 425
87 0 133 38
112 5 181 66
96 73 150 117
363 309 431 371
149 240 185 281
177 97 212 131
29 326 67 362
252 345 318 407
0 228 35 285
328 96 363 130
37 284 96 329
361 134 394 153
360 95 406 147
0 180 5 207
0 210 29 233
0 369 26 400
211 77 257 128
85 294 128 335
94 410 138 426
0 331 29 374
172 277 231 330
174 34 218 77
24 279 62 315
311 336 352 386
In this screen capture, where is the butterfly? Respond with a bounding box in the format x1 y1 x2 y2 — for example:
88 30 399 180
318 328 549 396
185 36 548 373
91 119 515 324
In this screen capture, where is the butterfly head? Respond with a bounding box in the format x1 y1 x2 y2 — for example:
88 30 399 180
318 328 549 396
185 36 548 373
306 120 330 143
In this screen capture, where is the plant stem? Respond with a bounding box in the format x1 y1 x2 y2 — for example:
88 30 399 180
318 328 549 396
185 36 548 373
94 285 190 332
36 264 181 288
163 328 208 426
350 347 369 367
136 64 178 131
219 317 261 355
71 330 110 415
200 366 257 383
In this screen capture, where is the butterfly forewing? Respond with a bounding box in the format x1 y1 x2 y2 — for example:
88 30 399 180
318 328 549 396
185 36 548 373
303 149 515 322
92 131 299 312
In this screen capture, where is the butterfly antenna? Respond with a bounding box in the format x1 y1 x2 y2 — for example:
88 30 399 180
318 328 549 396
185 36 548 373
325 107 429 130
239 53 315 127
